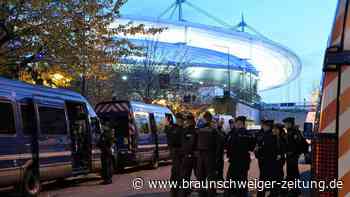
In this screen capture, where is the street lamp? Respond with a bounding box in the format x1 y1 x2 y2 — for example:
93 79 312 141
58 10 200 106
122 75 128 81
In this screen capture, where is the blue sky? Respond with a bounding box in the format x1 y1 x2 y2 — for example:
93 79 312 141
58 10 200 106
121 0 337 103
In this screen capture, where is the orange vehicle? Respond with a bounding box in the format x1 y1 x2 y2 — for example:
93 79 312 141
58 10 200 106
313 0 350 196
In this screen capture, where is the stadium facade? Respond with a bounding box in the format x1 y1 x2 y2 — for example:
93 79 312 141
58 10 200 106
111 1 302 104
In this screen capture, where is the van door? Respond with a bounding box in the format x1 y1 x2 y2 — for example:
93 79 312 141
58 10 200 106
149 113 159 162
153 112 169 160
65 101 91 173
19 99 39 186
33 97 72 180
134 112 154 162
0 99 21 187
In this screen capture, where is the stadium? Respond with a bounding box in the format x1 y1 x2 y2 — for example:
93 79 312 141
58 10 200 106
111 0 302 104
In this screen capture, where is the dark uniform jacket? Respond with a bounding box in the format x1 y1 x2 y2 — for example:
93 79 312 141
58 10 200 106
165 124 184 156
98 125 115 156
227 128 255 165
286 128 303 157
181 127 197 156
256 131 278 160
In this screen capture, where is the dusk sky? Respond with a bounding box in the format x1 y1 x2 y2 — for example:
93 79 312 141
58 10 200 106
121 0 337 103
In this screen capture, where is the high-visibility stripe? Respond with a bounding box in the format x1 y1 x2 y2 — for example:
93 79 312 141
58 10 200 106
319 71 339 134
340 108 350 137
339 128 350 157
324 71 338 89
339 171 350 197
319 99 337 132
339 65 350 196
321 77 339 113
339 149 350 178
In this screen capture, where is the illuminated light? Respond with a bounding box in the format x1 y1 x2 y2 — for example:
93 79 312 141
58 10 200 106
207 108 215 113
52 73 64 81
199 81 204 85
111 16 302 91
122 75 128 81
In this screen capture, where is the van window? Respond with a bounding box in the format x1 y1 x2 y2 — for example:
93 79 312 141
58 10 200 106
91 117 101 134
39 106 67 135
134 112 150 134
20 104 36 135
0 101 15 134
154 113 166 133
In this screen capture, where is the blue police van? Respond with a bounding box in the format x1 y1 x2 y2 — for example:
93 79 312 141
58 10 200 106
95 101 174 170
0 77 102 196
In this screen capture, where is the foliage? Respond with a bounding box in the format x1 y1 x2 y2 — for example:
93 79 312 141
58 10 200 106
0 0 161 100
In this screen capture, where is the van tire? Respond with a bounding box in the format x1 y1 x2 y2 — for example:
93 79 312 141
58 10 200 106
21 167 41 197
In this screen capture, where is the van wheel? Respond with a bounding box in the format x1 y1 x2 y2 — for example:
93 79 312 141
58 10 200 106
22 168 41 197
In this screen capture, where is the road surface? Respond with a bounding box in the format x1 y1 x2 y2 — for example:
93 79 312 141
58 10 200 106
0 158 311 197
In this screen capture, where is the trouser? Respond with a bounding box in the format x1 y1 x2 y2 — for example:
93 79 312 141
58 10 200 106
101 152 113 182
257 159 284 197
179 155 196 197
286 155 300 196
196 151 216 197
225 161 249 197
170 153 183 197
217 155 224 181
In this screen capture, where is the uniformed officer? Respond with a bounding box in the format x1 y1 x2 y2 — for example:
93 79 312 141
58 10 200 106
283 117 302 196
165 113 185 197
271 123 287 196
255 120 277 197
98 118 115 184
195 111 218 197
179 112 197 197
225 119 235 160
225 116 255 197
216 118 226 182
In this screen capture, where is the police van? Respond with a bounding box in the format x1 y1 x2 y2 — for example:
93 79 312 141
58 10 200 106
95 101 174 170
0 77 102 196
313 0 350 196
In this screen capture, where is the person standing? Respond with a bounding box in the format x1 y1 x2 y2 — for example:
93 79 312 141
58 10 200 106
98 118 115 185
179 112 197 197
283 117 302 196
195 111 218 197
271 123 287 196
225 116 255 197
256 120 279 197
216 118 226 182
225 118 235 159
165 113 185 197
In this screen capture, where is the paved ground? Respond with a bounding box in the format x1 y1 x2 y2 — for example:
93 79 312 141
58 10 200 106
0 158 311 197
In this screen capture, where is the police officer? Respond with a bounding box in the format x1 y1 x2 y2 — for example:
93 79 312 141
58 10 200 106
196 111 218 197
165 113 185 197
216 118 226 182
98 118 115 184
225 119 235 162
179 112 197 197
225 116 255 197
283 117 302 196
272 123 287 196
255 120 277 197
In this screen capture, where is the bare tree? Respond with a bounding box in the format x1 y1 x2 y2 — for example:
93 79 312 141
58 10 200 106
112 34 195 102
